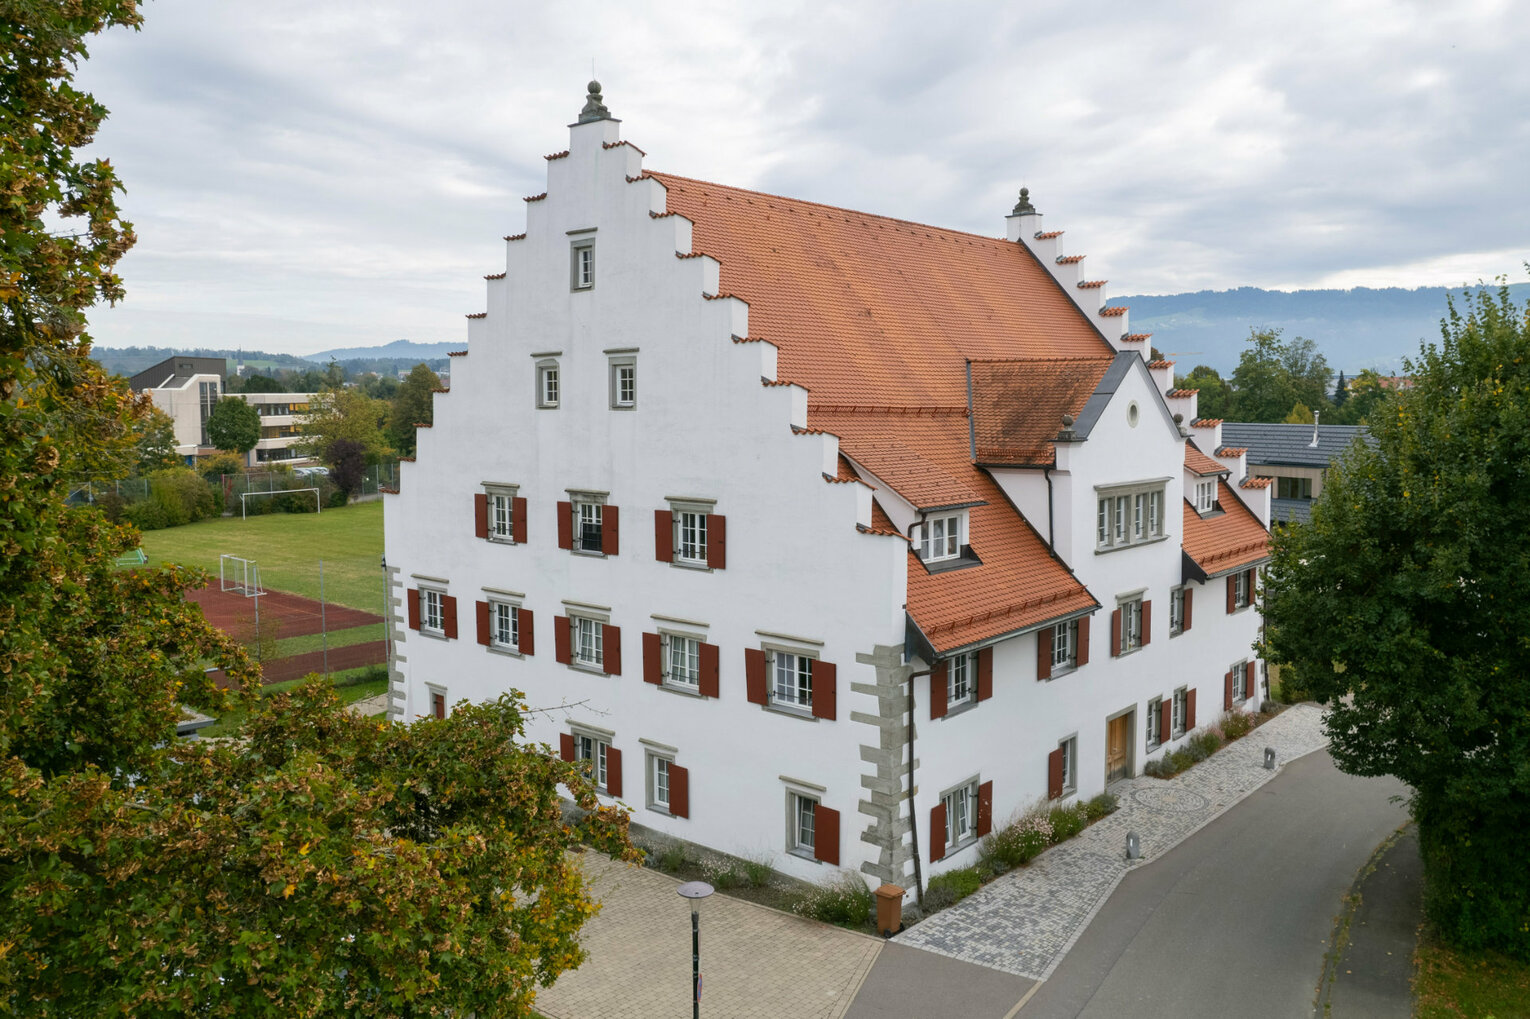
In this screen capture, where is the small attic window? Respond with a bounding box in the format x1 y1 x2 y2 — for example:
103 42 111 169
1195 479 1217 514
915 511 981 573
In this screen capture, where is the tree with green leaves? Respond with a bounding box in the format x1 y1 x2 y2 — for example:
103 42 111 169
1329 368 1391 425
206 394 260 457
237 372 284 393
1175 364 1234 420
295 385 390 462
132 404 181 473
387 362 441 457
1262 284 1530 959
1 9 634 1014
1230 328 1332 422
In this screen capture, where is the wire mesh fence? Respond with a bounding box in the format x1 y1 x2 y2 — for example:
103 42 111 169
66 461 399 515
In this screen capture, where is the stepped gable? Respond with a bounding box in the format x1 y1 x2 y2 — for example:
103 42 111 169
1182 479 1270 576
818 408 1096 653
969 357 1115 466
647 172 1112 410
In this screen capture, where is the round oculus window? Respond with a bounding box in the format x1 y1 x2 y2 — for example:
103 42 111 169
1127 401 1140 427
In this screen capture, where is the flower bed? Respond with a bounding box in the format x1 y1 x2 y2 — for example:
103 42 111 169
1143 705 1281 779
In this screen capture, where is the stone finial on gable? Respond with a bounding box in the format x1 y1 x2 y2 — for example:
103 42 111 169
1011 187 1037 216
578 80 613 123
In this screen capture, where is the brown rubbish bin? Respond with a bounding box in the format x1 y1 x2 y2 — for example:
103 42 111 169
874 883 904 937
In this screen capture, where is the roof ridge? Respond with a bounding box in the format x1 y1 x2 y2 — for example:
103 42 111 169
810 404 969 416
967 355 1116 366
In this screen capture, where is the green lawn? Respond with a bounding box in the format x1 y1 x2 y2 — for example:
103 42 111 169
138 500 385 613
273 622 385 658
1414 928 1530 1017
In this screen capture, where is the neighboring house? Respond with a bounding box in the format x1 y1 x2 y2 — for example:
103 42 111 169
127 355 315 466
382 85 1270 898
1219 421 1372 525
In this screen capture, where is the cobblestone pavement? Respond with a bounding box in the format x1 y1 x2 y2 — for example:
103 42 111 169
537 852 883 1019
345 693 390 716
893 703 1329 979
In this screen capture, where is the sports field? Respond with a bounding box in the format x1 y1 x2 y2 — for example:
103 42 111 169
137 499 386 614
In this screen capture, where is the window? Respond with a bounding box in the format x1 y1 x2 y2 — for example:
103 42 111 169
609 355 636 409
1051 619 1079 671
1169 587 1186 636
1277 476 1313 500
429 689 446 720
422 589 444 634
1233 660 1250 703
491 601 519 651
1058 737 1077 796
571 240 595 290
1234 569 1252 609
575 498 603 554
537 361 559 408
1172 686 1188 738
1096 482 1167 550
1118 597 1144 654
667 634 700 688
198 380 219 446
481 483 520 543
658 501 723 569
773 651 814 710
948 651 976 707
573 615 603 669
919 513 962 563
1147 696 1163 750
1195 479 1217 513
789 791 818 857
676 511 708 564
942 779 979 851
649 753 671 812
575 732 609 790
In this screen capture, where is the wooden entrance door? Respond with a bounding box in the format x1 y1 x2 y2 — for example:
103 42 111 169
1106 713 1133 783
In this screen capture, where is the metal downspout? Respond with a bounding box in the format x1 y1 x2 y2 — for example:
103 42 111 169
907 667 931 908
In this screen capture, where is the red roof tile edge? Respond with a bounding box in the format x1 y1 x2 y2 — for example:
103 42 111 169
604 140 647 155
484 272 506 280
544 150 570 160
523 193 547 202
504 233 526 241
466 312 486 319
1217 446 1248 456
1241 477 1272 489
448 350 468 357
1100 306 1128 317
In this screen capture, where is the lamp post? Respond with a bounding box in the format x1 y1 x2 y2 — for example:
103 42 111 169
676 880 713 1018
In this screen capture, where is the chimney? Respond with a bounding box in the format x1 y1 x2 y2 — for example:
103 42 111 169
1309 411 1321 448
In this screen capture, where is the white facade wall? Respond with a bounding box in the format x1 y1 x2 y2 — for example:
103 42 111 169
146 373 220 456
384 117 908 885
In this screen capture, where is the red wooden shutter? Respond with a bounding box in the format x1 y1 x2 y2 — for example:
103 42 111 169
669 765 689 818
1159 699 1172 741
476 600 490 646
432 692 446 720
512 496 527 544
407 588 420 631
474 493 488 539
602 505 620 556
1224 671 1234 710
1183 587 1194 631
1226 574 1236 613
557 500 573 550
559 732 574 762
1187 688 1198 729
745 648 767 705
602 624 621 675
642 632 662 685
654 509 673 562
554 615 571 664
605 747 622 798
1076 615 1090 666
518 609 534 655
977 647 993 701
812 660 837 720
706 514 727 569
930 803 947 861
442 596 458 640
1246 661 1257 701
977 780 994 837
1141 600 1152 646
813 805 840 865
699 642 720 698
1047 747 1064 800
1037 628 1052 681
1110 608 1122 657
930 661 948 719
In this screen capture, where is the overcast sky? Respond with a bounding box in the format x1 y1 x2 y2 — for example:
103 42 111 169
76 0 1529 357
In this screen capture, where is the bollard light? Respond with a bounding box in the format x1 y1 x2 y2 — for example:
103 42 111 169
1264 747 1277 770
1125 831 1141 860
677 881 714 1018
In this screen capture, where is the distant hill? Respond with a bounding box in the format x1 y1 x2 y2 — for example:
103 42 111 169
92 346 318 378
1110 284 1530 375
306 339 460 362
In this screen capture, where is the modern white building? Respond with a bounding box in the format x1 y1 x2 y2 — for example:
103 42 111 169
241 391 315 466
128 355 316 466
382 84 1270 898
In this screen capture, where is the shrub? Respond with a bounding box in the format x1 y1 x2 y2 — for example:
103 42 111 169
197 451 245 481
927 867 982 903
327 489 349 508
1273 661 1315 703
796 872 874 928
1048 804 1086 843
1221 710 1254 741
1083 792 1119 820
96 490 127 524
700 859 742 890
921 882 957 914
741 854 775 888
1191 729 1224 758
122 499 168 531
655 847 686 873
1143 758 1165 778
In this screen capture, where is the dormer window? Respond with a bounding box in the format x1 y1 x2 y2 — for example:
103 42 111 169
1096 482 1167 551
1194 479 1217 514
918 513 963 563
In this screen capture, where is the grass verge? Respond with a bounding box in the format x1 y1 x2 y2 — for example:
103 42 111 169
1414 929 1530 1018
137 500 384 613
272 622 385 658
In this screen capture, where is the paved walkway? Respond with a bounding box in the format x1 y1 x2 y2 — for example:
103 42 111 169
536 852 882 1019
1317 825 1423 1017
346 693 391 716
894 703 1330 979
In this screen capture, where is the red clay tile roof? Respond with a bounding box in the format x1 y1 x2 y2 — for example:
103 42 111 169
1100 306 1128 317
1167 388 1197 398
835 453 858 483
1148 359 1172 369
484 272 506 280
1240 476 1272 489
466 312 486 319
1035 230 1064 240
1056 255 1085 264
545 150 570 161
1184 441 1227 476
1182 480 1269 575
1192 418 1223 427
448 350 468 357
1121 332 1152 342
504 233 526 241
648 172 1112 408
842 439 987 510
1217 446 1247 457
523 193 547 202
970 357 1114 466
604 140 647 155
1078 280 1107 289
870 499 902 536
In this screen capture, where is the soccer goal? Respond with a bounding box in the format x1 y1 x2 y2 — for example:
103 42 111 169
219 554 264 597
240 486 321 520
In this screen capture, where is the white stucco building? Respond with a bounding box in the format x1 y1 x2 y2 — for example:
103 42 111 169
128 354 315 466
382 84 1270 897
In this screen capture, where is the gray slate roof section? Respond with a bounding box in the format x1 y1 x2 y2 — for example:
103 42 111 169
1220 422 1374 468
1271 498 1314 525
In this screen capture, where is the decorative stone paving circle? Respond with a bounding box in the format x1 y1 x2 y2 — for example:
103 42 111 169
1130 785 1210 812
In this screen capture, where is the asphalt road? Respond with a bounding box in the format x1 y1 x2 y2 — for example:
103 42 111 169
1021 750 1409 1018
